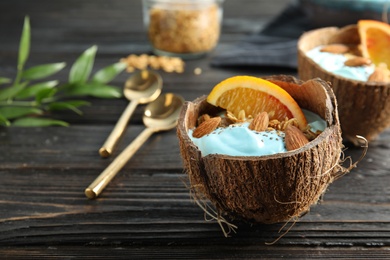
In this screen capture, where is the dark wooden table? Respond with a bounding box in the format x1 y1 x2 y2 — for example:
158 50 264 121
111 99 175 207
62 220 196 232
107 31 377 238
1 0 390 259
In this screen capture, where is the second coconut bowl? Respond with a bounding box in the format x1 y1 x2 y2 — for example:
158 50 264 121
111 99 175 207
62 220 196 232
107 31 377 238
298 26 390 145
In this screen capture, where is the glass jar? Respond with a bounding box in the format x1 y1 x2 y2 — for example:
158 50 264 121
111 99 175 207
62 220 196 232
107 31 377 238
142 0 224 59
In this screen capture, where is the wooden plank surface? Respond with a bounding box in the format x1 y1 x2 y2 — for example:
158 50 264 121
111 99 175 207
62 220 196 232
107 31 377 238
1 0 390 258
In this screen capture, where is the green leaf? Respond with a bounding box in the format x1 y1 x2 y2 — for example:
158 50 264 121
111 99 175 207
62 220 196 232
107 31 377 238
15 80 58 99
64 83 122 98
12 117 69 127
57 100 90 108
22 62 66 80
69 45 97 84
88 85 122 98
18 16 30 69
35 87 57 104
47 100 90 115
0 77 11 85
0 106 42 119
0 81 28 101
92 62 126 84
0 113 11 126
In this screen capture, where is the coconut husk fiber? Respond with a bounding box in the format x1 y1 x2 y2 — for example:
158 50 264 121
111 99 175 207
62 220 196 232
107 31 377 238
298 26 390 145
176 75 344 224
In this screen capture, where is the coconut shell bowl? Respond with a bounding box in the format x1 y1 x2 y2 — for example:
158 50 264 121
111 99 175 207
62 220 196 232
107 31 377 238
298 25 390 145
176 75 358 231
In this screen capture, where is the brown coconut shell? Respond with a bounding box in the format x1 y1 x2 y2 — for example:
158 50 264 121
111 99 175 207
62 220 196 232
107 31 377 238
177 75 343 224
298 26 390 145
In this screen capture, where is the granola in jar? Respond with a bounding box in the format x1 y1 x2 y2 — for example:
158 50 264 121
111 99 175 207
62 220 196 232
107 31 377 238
143 0 224 59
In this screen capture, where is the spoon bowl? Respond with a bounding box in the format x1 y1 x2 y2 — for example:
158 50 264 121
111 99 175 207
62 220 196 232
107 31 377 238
124 70 162 103
143 93 184 130
99 70 162 157
86 93 184 199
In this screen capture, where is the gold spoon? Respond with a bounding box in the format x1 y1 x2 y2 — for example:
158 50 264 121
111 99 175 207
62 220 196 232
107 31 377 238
86 93 184 199
99 70 162 158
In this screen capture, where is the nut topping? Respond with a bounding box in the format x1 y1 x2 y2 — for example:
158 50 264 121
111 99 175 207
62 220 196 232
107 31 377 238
320 44 350 54
344 56 372 67
192 116 221 138
197 114 211 125
249 112 269 132
285 125 309 151
368 63 390 83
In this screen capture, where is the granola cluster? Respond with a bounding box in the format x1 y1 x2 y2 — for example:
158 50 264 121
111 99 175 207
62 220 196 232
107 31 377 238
147 3 221 54
120 54 185 73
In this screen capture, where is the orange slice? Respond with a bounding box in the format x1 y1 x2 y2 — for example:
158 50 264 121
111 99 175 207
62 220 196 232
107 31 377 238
358 20 390 67
207 75 307 129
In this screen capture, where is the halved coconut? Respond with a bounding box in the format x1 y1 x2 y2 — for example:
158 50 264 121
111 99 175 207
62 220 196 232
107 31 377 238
298 26 390 145
177 75 343 224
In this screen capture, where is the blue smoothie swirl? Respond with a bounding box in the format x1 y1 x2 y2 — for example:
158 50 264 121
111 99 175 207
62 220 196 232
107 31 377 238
306 46 375 82
189 109 326 156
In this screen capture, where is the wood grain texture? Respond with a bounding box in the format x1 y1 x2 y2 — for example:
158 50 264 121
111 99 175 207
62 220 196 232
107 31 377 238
1 0 390 258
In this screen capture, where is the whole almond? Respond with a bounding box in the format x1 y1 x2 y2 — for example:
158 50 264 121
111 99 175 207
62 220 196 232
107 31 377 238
192 116 221 138
368 63 390 83
285 125 309 151
249 112 269 132
320 44 349 54
344 56 372 67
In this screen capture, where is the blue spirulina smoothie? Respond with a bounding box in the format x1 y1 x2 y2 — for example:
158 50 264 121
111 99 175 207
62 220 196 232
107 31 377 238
189 109 326 156
306 46 375 82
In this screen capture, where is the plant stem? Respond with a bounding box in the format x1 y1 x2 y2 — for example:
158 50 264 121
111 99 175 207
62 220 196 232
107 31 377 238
13 62 24 88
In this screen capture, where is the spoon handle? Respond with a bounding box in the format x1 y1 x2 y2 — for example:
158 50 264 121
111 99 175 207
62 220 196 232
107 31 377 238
85 127 155 199
99 100 139 158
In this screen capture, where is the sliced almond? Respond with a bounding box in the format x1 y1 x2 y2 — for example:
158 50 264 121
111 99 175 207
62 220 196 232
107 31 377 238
285 125 309 151
280 117 300 131
249 112 269 132
238 109 246 121
269 119 281 130
192 116 221 138
344 56 372 67
226 110 238 123
320 44 349 54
